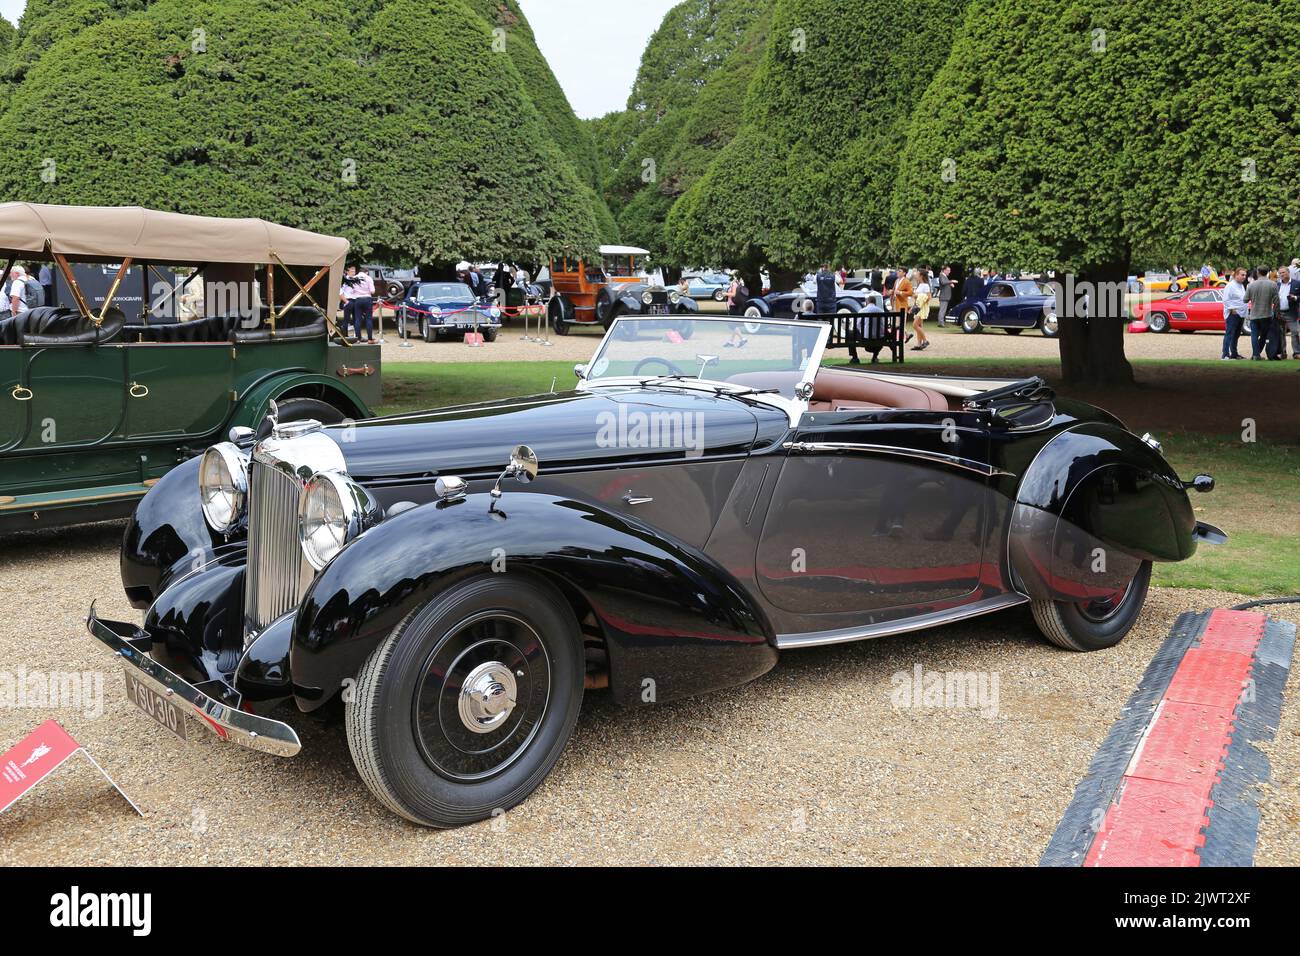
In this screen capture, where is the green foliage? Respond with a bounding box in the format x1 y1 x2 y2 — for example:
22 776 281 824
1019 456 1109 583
890 0 1300 272
595 0 772 259
669 0 967 273
0 0 602 264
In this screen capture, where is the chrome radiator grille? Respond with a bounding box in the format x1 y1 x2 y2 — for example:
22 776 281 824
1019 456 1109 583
244 458 309 638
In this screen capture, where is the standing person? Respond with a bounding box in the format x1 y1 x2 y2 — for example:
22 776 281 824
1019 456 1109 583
4 265 33 315
934 265 954 326
492 261 513 305
961 266 983 304
1221 267 1248 360
882 267 897 300
1246 265 1278 360
892 268 914 347
38 263 54 308
814 263 837 317
1279 266 1300 359
911 269 932 351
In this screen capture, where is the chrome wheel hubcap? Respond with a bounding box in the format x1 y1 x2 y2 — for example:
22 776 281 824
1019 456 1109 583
458 661 518 733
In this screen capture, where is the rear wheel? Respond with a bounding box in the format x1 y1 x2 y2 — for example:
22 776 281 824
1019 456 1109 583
712 288 726 302
255 397 347 439
743 305 764 334
1030 561 1151 651
346 575 584 828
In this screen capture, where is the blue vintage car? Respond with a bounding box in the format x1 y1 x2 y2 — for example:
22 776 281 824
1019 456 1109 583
400 281 501 342
685 271 732 301
953 278 1058 337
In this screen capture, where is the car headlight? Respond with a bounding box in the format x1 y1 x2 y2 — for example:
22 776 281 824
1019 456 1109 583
489 306 501 318
430 305 442 317
641 291 653 305
298 471 382 570
199 443 249 533
669 290 681 304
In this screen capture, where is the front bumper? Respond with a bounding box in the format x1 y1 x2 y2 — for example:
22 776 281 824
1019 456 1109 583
86 606 302 757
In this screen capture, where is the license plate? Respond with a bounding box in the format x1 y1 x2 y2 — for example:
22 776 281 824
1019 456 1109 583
123 670 188 742
648 305 670 315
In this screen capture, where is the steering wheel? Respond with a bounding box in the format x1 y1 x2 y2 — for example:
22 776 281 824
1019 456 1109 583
633 357 685 377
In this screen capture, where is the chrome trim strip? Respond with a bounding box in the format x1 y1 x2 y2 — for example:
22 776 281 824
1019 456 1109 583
782 441 1015 478
86 608 301 756
775 593 1030 649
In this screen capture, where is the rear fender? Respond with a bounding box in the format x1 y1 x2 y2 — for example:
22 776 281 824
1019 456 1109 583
290 493 777 712
1008 424 1197 602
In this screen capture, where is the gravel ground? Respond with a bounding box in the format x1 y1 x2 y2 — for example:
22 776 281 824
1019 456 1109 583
371 303 1259 365
0 522 1294 865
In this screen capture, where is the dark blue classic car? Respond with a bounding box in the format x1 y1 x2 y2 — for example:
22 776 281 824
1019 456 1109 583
953 278 1058 337
86 316 1221 828
400 281 501 342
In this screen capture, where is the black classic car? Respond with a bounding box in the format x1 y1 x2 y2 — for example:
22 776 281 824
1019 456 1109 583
742 279 868 328
87 316 1222 827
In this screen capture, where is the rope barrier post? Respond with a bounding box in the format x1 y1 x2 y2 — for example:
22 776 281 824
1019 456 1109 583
398 303 413 349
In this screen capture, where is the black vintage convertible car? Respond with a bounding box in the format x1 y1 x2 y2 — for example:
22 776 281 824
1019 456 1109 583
86 316 1222 827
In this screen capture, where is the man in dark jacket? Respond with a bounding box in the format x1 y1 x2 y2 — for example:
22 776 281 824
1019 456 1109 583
961 268 984 303
814 263 837 316
1275 266 1299 359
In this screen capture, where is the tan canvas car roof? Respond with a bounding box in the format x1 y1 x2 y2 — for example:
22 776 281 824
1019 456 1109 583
0 203 348 304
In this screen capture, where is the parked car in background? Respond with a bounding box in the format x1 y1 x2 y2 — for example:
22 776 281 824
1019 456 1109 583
1168 271 1227 293
0 203 377 532
547 245 697 335
86 314 1222 828
742 281 867 329
1129 287 1225 333
363 264 418 302
684 271 732 301
399 281 501 341
953 278 1059 337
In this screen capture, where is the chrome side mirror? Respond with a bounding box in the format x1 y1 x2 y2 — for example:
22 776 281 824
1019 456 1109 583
574 363 588 380
794 381 814 401
491 445 540 499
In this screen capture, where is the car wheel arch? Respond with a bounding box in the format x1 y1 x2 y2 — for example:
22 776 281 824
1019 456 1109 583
290 493 778 713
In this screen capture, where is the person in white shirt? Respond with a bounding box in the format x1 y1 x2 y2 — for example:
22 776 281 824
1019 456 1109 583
5 266 33 315
1220 267 1248 360
912 269 932 351
339 265 377 342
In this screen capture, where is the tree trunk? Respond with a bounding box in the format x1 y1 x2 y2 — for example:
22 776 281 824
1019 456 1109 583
1058 259 1135 387
769 266 802 295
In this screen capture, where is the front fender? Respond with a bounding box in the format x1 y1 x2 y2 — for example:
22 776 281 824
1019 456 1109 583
121 455 227 608
228 372 370 430
1008 423 1198 602
290 492 777 712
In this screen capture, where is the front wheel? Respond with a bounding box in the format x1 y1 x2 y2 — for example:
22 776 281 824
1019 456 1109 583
346 575 584 828
548 297 570 336
1146 312 1170 333
1030 561 1151 651
712 288 726 302
960 308 983 333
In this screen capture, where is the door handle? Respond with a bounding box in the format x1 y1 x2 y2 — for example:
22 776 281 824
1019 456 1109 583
129 382 149 398
622 492 653 506
11 385 32 401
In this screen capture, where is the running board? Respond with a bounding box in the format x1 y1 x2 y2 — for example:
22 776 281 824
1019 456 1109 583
775 593 1029 649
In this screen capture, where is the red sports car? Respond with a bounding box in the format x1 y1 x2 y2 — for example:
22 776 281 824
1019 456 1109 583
1129 287 1225 333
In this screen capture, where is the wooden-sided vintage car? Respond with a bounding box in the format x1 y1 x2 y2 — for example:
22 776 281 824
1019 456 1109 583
86 315 1222 827
546 244 697 335
0 203 378 531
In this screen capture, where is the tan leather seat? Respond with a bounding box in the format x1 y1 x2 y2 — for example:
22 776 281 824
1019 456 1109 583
811 368 948 411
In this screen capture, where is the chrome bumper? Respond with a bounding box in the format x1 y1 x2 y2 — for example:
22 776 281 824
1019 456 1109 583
86 606 302 757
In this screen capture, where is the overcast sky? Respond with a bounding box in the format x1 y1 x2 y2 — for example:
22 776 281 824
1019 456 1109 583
1 0 676 119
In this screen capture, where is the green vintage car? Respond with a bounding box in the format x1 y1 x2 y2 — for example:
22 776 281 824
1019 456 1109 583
0 203 380 532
